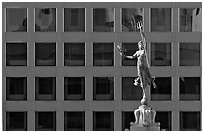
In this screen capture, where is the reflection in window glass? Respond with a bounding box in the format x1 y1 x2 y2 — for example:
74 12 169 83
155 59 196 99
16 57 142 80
35 112 56 131
64 112 85 131
155 112 171 131
35 8 56 32
64 8 85 32
64 43 85 66
6 112 27 131
93 112 114 131
180 8 201 32
6 42 27 66
93 43 114 66
122 8 143 32
180 77 200 101
151 8 171 32
122 43 138 66
151 43 171 66
93 77 114 100
35 77 56 100
6 8 27 32
151 77 171 101
122 112 135 131
64 77 85 100
35 43 56 66
122 77 142 100
180 43 200 66
93 8 114 32
180 112 200 131
6 77 27 101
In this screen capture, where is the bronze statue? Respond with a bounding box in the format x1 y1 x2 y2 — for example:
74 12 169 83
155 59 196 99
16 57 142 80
117 21 156 99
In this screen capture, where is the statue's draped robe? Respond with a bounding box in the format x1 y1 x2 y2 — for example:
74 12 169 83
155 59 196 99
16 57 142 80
137 50 152 89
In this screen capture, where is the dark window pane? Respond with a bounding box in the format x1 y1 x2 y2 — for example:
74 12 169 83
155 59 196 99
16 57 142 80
64 43 85 66
93 77 114 100
93 8 114 32
122 43 138 66
64 77 85 100
122 112 135 131
93 43 114 66
180 77 200 101
6 112 27 131
35 77 56 100
64 112 85 131
151 77 171 101
151 43 171 66
6 8 27 32
180 43 200 66
122 77 142 100
180 112 200 131
155 111 171 131
35 43 56 66
35 8 56 32
64 8 85 31
93 112 114 131
122 8 143 32
151 8 171 32
6 77 27 100
35 112 56 131
6 42 27 66
180 8 201 32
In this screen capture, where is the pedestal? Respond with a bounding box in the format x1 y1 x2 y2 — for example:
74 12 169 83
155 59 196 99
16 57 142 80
126 98 161 131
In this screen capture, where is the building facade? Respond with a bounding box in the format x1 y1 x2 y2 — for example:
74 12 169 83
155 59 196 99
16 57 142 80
2 2 202 131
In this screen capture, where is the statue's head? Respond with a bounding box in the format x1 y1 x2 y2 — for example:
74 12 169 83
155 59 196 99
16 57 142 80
138 41 144 50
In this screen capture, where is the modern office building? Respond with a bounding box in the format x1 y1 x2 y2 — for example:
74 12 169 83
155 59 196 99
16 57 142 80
2 2 202 131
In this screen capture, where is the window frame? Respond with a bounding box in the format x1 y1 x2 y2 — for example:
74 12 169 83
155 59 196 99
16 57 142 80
35 77 56 101
6 7 28 32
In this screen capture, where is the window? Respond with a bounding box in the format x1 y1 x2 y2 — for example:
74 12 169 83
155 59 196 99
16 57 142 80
180 43 200 66
151 43 171 66
64 8 85 31
64 77 85 100
64 43 85 66
151 8 171 32
6 8 27 32
35 43 56 66
122 77 143 100
35 8 56 32
35 111 56 131
93 111 114 131
155 111 171 131
64 112 85 131
151 77 171 101
180 77 200 101
180 112 200 131
93 43 114 66
122 111 135 131
180 8 201 32
6 42 27 66
93 8 114 32
6 112 27 131
35 77 56 100
93 77 114 100
122 43 138 66
122 8 143 32
6 77 27 101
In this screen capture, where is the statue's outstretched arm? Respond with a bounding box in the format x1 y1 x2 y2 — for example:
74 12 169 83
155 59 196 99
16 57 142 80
117 45 137 59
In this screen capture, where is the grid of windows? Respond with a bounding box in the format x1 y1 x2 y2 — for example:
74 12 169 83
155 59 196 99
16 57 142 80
3 2 201 131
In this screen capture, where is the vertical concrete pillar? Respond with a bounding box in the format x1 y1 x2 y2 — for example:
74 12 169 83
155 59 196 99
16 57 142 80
114 111 122 131
172 111 180 131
